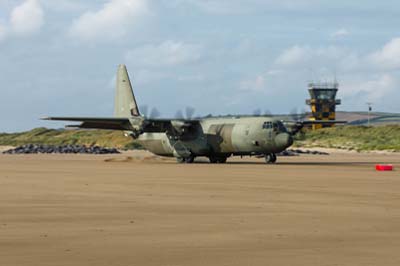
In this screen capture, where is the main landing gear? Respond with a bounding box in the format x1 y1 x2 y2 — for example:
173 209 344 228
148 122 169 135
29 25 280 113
265 153 277 164
208 156 228 164
176 155 195 164
177 155 228 164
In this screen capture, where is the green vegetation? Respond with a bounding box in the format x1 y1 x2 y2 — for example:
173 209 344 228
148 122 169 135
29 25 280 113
0 125 399 152
0 128 142 150
295 125 400 152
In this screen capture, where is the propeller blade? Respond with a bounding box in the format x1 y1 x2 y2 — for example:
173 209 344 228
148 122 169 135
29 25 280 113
185 106 195 119
175 110 184 119
300 108 308 120
290 107 308 121
264 109 272 117
253 108 262 116
290 107 299 121
140 105 148 117
149 107 161 119
283 120 304 135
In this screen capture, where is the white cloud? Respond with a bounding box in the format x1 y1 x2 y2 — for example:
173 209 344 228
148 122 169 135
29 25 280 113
125 40 203 67
331 28 350 39
69 0 149 41
167 0 320 14
271 39 400 110
0 23 7 41
369 37 400 70
0 0 44 41
133 69 172 85
290 37 400 72
177 74 204 82
41 0 91 12
239 70 284 92
240 75 266 92
266 70 283 76
275 45 353 67
10 0 44 36
341 74 398 103
275 45 310 66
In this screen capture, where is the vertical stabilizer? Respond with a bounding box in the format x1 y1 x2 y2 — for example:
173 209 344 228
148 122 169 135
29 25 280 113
114 64 140 117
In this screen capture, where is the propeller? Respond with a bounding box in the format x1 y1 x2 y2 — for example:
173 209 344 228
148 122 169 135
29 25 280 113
185 107 195 119
174 110 184 119
174 106 196 120
149 108 161 119
139 105 148 117
264 109 272 117
140 105 161 119
253 108 262 116
253 108 273 117
290 107 308 121
283 107 309 135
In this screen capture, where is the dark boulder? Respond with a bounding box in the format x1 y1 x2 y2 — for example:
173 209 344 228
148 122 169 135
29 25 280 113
2 144 121 155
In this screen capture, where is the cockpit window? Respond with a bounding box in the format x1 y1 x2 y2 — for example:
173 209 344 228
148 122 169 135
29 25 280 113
262 122 272 129
264 121 287 132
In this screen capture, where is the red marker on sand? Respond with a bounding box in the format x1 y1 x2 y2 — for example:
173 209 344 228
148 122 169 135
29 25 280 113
376 164 394 171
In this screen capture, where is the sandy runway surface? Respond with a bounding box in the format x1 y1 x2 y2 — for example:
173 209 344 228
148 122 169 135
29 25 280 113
0 152 399 266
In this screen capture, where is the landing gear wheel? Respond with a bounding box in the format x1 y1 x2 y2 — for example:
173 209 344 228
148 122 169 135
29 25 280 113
271 153 277 163
176 157 185 163
217 157 227 163
185 156 195 164
209 156 228 164
265 153 277 164
177 156 195 164
209 157 218 164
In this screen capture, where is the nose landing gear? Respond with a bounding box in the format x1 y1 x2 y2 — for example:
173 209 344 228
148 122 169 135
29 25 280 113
265 153 277 164
176 155 195 164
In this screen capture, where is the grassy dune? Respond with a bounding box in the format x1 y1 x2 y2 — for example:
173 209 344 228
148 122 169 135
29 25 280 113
0 128 139 149
1 125 400 152
295 125 400 151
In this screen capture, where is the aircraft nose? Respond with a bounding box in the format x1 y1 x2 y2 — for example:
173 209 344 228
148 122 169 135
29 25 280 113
274 133 293 149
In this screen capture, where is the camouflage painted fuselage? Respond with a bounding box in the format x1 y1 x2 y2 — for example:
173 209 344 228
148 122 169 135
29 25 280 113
137 116 293 158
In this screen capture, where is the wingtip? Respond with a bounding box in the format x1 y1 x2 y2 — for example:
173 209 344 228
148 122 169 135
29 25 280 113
40 117 51 120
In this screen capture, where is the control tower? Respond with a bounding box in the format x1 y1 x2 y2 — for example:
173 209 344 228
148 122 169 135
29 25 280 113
306 82 341 130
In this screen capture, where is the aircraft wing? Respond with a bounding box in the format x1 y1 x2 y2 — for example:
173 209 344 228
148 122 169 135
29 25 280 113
283 120 347 134
41 117 134 131
42 117 200 136
301 120 347 125
283 120 347 127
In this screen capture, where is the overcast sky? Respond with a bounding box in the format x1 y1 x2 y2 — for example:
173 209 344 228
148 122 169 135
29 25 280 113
1 0 400 132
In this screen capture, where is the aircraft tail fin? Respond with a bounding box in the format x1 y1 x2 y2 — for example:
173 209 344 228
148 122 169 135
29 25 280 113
114 64 140 117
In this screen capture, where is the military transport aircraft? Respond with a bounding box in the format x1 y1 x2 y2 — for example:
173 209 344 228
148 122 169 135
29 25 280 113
43 65 345 164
